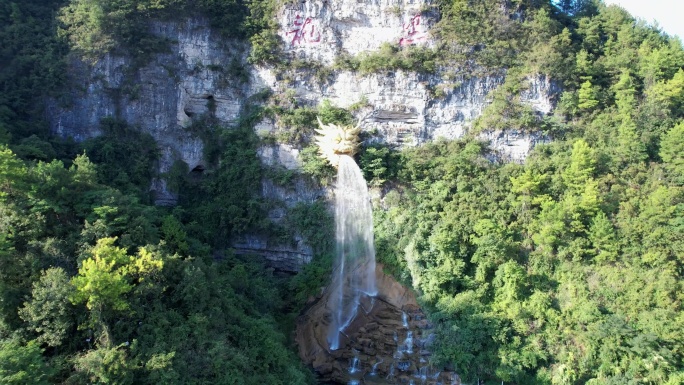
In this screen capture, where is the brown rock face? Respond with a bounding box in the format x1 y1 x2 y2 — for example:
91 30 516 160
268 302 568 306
296 265 460 385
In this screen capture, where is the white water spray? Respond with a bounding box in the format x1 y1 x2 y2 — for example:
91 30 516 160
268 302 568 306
371 359 383 375
405 331 414 354
349 356 360 374
328 155 377 350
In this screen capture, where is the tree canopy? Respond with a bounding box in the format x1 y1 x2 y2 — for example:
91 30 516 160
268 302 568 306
1 0 684 384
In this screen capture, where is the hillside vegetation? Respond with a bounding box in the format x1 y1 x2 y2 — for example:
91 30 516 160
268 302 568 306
367 1 684 384
1 0 683 384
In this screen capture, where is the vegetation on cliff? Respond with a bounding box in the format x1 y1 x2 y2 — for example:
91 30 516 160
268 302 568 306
0 121 317 383
1 0 683 384
367 1 684 384
1 2 317 380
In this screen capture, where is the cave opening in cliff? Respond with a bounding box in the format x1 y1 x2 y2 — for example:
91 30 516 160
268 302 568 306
189 165 205 180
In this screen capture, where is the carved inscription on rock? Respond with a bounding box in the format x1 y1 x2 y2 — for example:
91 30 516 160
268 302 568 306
286 14 322 46
399 14 428 46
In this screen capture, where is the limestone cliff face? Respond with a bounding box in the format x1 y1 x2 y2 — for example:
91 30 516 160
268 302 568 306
252 69 557 156
259 0 558 158
47 4 559 271
276 0 436 64
48 19 247 205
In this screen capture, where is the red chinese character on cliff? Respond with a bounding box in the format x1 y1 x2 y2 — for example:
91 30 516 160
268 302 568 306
399 14 428 46
286 14 321 46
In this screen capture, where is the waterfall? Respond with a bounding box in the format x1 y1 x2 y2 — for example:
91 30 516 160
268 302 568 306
405 331 414 354
328 155 377 350
349 355 360 374
370 359 383 375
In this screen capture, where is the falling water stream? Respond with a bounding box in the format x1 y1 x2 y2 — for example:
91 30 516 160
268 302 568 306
308 154 452 384
328 155 378 350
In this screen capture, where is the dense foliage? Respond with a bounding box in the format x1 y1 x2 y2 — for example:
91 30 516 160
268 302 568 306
0 0 68 156
2 0 684 384
0 0 325 382
57 0 279 63
0 124 316 383
369 1 684 384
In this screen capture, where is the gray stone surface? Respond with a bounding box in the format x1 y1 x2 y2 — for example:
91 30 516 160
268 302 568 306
47 10 560 271
277 0 437 64
233 234 313 272
48 19 247 205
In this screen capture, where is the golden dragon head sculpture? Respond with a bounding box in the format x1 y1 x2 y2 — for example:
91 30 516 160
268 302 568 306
314 117 361 168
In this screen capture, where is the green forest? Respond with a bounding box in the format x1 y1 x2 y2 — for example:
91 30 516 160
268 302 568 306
1 0 683 384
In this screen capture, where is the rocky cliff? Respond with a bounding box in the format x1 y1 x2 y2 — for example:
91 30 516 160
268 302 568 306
276 0 436 64
48 19 249 205
47 0 559 272
297 264 460 384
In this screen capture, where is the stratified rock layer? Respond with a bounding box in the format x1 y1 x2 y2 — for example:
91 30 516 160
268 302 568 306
48 12 559 271
297 266 460 384
50 15 558 204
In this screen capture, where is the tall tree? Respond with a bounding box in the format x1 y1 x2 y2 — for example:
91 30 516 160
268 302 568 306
71 238 132 348
19 268 75 348
0 339 53 385
660 122 684 185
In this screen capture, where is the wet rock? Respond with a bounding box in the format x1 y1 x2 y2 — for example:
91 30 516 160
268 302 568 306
362 346 376 356
315 363 333 374
414 319 432 329
396 361 411 371
296 264 458 383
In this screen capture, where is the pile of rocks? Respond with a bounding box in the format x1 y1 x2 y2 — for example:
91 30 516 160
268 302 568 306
296 266 460 384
